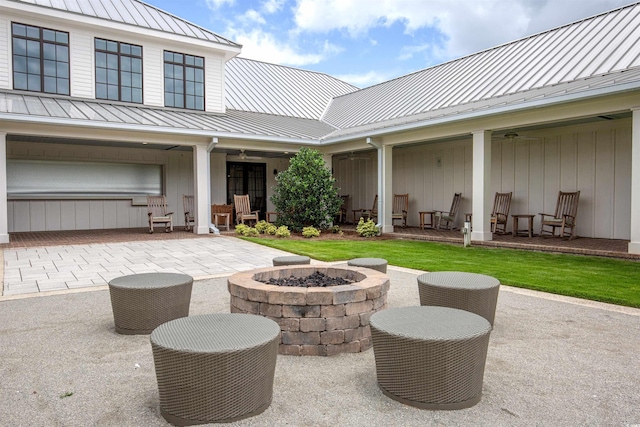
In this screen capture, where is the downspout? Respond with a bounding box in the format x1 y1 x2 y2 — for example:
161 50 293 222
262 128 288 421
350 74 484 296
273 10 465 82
366 137 383 233
207 137 219 235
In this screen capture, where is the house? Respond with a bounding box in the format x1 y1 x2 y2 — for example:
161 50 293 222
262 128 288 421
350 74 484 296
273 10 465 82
0 0 639 255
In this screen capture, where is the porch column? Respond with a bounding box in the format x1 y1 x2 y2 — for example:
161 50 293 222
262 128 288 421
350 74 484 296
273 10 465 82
630 109 640 254
193 143 210 234
471 130 492 242
367 138 393 233
0 132 8 243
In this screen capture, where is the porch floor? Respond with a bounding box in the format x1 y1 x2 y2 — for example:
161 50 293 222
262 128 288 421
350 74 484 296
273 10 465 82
1 226 637 260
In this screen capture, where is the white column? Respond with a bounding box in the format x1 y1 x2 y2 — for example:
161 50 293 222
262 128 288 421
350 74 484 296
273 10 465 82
193 144 210 234
471 130 493 242
630 109 640 254
367 138 393 233
0 132 8 243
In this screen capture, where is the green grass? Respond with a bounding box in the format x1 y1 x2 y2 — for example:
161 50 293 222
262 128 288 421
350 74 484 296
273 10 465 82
243 238 640 308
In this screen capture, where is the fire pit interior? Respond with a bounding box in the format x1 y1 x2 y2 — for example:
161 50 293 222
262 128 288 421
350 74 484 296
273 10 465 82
228 266 390 356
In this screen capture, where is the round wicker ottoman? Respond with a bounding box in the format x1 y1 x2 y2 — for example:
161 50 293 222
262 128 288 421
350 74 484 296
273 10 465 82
370 306 491 410
273 255 311 266
347 257 388 273
108 272 193 335
150 314 280 425
417 271 500 325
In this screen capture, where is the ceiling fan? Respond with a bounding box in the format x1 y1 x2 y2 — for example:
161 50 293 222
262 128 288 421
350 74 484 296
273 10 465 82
238 149 262 160
339 151 370 161
494 131 539 142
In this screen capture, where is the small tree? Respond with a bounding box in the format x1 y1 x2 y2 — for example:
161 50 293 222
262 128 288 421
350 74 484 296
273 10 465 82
271 147 342 231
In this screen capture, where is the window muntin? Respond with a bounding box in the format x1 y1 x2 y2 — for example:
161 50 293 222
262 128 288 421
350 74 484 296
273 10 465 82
12 23 69 95
164 51 204 110
95 38 143 103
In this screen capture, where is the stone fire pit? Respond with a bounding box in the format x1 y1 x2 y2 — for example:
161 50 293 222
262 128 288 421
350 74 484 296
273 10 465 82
228 266 390 356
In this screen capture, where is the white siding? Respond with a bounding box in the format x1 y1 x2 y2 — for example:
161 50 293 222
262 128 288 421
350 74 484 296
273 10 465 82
143 44 163 107
205 53 225 113
0 16 9 89
7 141 194 232
69 30 93 98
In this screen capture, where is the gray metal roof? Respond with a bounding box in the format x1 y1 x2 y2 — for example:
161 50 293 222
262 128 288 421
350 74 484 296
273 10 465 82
0 91 335 141
8 0 240 47
225 57 357 120
322 2 640 130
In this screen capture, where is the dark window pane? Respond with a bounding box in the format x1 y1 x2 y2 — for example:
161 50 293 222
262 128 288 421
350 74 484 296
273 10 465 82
121 87 131 102
164 78 173 92
27 57 40 74
195 82 204 96
186 95 194 109
132 73 142 88
56 45 69 62
131 58 142 73
195 57 204 67
57 62 69 78
14 56 27 73
164 91 174 107
12 23 26 37
164 63 173 78
185 67 194 81
96 68 107 83
96 83 107 98
174 94 183 108
27 40 40 57
106 53 118 69
95 38 107 51
56 32 68 44
96 52 106 68
58 78 69 95
14 72 28 90
195 97 204 110
174 80 183 94
13 38 27 56
27 74 40 91
43 29 56 41
121 71 131 86
131 45 141 57
132 88 142 103
195 68 204 83
44 76 57 92
174 53 183 63
44 60 56 76
121 56 131 71
185 80 194 95
174 64 183 79
120 43 130 55
106 40 118 52
43 43 56 60
107 85 118 100
107 69 118 84
185 55 194 66
164 51 173 62
26 26 40 39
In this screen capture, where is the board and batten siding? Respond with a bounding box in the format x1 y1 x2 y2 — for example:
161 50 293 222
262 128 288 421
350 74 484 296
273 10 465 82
6 141 194 232
69 29 93 98
333 120 631 239
0 15 9 89
143 44 163 107
205 54 225 113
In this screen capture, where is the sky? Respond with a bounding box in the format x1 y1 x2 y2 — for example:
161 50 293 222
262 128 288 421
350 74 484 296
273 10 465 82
144 0 635 88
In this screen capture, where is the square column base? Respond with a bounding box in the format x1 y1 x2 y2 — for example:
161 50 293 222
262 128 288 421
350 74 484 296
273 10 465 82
471 231 493 242
629 242 640 255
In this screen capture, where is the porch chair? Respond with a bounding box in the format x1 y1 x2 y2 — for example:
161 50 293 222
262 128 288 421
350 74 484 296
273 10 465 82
434 193 462 230
391 193 409 228
233 194 260 226
353 194 378 223
182 195 195 231
336 195 349 223
539 191 580 239
491 192 512 234
147 195 173 234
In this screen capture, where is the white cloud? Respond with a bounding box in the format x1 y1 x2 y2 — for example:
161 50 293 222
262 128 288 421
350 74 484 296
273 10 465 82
240 9 266 25
204 0 235 9
334 70 394 88
262 0 285 14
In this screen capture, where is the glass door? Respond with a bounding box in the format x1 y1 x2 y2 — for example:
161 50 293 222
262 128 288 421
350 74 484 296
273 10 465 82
227 162 267 219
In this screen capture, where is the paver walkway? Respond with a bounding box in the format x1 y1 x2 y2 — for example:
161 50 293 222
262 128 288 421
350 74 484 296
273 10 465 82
1 236 294 297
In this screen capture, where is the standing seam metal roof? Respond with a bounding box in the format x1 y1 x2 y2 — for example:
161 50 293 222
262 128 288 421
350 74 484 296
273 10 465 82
8 0 240 47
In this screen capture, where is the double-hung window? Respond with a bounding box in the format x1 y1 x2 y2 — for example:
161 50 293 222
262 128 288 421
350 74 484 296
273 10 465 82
164 51 204 110
95 38 143 103
12 23 69 95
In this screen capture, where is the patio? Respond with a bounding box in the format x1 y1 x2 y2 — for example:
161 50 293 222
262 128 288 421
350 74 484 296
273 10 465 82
1 266 638 426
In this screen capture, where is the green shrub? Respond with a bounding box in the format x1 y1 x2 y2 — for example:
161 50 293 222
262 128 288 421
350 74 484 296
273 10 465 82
275 225 291 238
265 223 278 235
235 224 249 235
302 226 321 238
356 218 379 238
270 147 342 231
255 220 270 234
329 225 343 235
242 227 259 237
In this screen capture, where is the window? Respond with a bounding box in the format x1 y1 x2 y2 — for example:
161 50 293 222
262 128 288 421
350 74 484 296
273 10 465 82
164 51 204 110
95 38 143 103
12 23 69 95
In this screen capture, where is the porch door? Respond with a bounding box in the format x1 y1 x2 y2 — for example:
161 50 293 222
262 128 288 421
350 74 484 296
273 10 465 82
227 162 267 219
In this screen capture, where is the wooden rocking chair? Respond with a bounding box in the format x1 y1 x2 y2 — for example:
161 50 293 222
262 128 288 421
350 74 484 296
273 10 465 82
539 191 580 239
336 195 349 223
233 194 260 226
491 192 512 234
147 195 173 233
391 193 409 228
434 193 462 230
182 195 195 231
353 195 378 223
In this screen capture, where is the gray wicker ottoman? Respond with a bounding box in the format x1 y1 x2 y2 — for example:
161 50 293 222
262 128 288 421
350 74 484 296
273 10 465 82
150 314 280 426
108 272 193 335
347 257 388 273
370 306 491 410
272 255 311 266
417 271 500 325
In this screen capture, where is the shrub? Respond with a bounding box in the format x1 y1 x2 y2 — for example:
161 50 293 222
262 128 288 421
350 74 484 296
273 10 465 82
265 224 278 235
302 226 320 238
329 225 343 235
270 147 342 231
242 227 259 237
356 217 379 238
235 224 249 235
255 220 270 234
275 225 291 238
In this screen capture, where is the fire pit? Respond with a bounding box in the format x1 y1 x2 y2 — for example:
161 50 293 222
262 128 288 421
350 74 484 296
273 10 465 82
228 266 390 356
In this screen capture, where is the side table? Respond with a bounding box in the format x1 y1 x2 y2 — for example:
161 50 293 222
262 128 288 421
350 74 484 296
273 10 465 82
512 214 535 237
419 211 435 229
213 212 231 231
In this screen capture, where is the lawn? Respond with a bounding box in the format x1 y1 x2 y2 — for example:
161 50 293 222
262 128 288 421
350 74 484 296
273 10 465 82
243 238 640 308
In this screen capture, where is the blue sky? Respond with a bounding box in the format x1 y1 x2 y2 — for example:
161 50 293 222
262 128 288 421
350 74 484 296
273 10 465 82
144 0 634 88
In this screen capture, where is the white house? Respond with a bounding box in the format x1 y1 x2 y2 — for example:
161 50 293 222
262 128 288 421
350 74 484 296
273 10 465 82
0 0 639 255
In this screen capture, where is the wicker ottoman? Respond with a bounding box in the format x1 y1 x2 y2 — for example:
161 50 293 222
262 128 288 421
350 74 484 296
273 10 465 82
417 271 500 325
347 257 388 273
108 273 193 335
273 255 311 266
370 306 491 410
150 314 280 425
